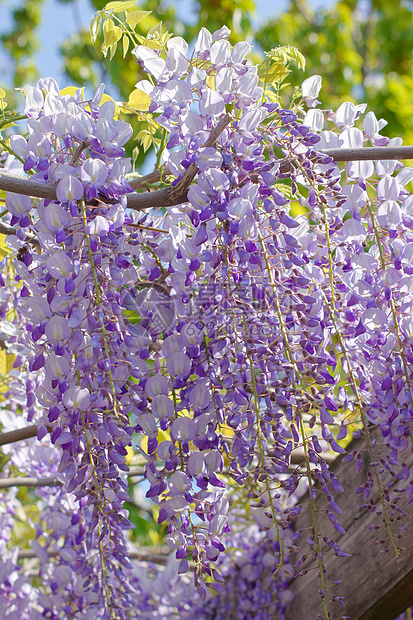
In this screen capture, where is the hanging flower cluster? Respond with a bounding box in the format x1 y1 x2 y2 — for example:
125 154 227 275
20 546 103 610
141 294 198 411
0 11 413 620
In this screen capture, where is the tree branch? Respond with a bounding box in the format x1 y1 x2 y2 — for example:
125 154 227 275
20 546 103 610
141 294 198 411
0 476 61 489
291 0 317 25
321 145 413 162
0 467 145 490
0 173 58 201
0 145 412 217
0 114 233 214
127 115 233 192
0 424 40 446
17 546 170 565
128 166 171 190
0 221 40 246
0 222 17 237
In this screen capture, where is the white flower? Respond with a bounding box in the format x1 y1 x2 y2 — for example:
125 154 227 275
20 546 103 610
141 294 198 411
301 75 322 107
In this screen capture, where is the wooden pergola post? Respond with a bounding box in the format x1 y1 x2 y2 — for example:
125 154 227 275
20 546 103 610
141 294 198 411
287 434 413 620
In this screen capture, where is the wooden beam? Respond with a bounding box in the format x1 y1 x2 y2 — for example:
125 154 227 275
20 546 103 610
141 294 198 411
287 433 413 620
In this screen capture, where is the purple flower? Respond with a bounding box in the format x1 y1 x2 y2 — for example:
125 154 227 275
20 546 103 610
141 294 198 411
56 175 84 203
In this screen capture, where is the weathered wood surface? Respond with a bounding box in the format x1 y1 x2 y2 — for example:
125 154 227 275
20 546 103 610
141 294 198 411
287 432 413 620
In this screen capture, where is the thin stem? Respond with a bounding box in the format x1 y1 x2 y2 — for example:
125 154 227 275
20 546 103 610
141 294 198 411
321 289 400 556
259 232 329 618
273 293 329 619
242 316 284 575
321 201 336 310
0 476 61 489
366 201 413 408
128 166 171 190
156 128 167 170
225 246 240 354
80 200 119 418
0 138 26 165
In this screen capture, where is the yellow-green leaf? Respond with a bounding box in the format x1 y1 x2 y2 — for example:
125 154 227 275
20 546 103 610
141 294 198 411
122 34 130 58
109 42 118 60
141 135 152 152
147 22 162 37
90 13 102 43
59 86 85 100
102 18 122 51
99 93 121 118
132 146 139 168
0 119 14 130
105 0 136 12
141 39 161 51
258 61 290 84
206 75 215 90
267 46 306 71
128 88 151 112
0 234 11 260
135 129 149 141
0 88 5 99
263 89 279 103
0 349 15 376
135 130 153 152
126 10 151 27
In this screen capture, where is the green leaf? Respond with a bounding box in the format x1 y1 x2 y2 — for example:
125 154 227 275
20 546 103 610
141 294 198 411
263 89 279 103
126 10 151 28
0 88 5 99
105 0 137 12
136 24 170 51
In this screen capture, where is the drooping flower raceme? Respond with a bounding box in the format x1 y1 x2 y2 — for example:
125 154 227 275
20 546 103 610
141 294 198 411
1 20 413 620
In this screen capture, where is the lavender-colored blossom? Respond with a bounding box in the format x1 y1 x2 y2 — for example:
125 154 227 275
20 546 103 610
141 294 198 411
56 175 84 203
5 192 32 217
2 23 413 620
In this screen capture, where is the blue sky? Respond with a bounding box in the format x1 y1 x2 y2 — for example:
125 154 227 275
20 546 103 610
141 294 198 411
0 0 334 89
